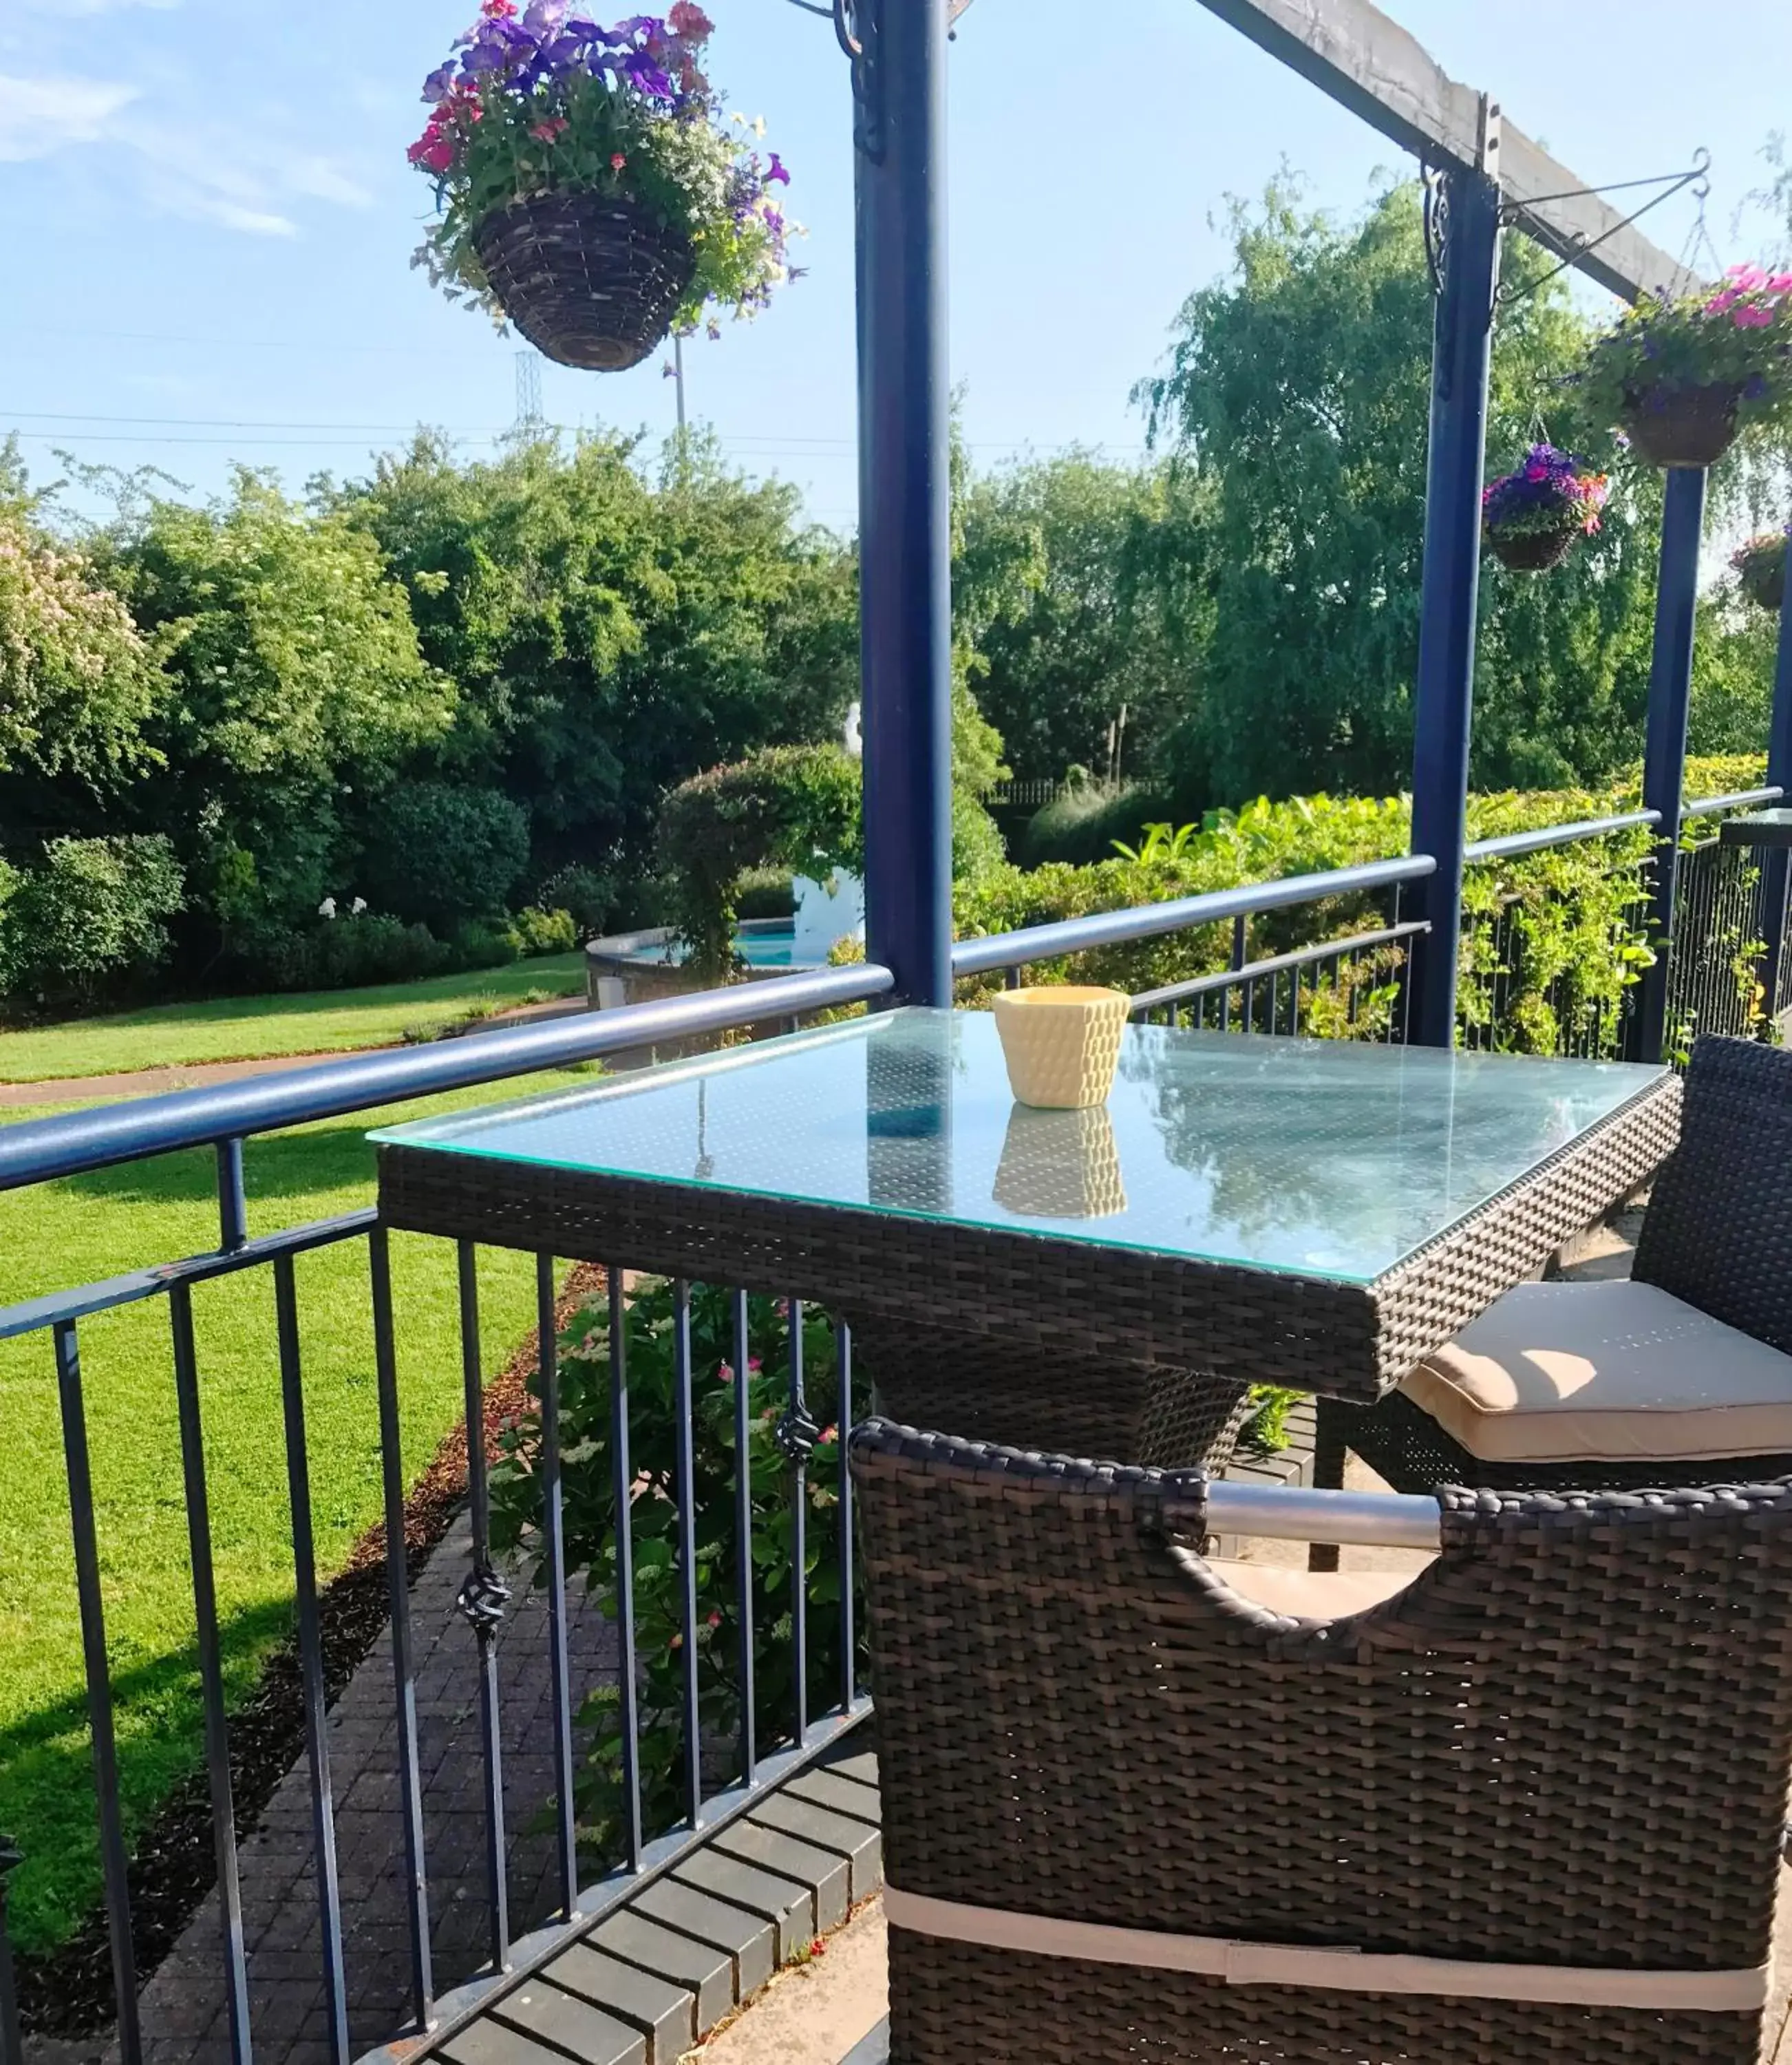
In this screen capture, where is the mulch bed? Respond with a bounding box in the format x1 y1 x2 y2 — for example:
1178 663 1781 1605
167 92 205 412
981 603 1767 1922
13 1262 604 2042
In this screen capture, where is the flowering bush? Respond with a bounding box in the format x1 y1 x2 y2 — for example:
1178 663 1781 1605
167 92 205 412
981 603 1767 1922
1579 265 1792 438
1731 526 1790 613
1481 444 1609 544
409 1 798 338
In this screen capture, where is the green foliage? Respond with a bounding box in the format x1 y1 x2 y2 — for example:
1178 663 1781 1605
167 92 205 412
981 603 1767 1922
244 911 448 994
1135 180 1664 807
734 867 796 920
657 745 861 974
359 781 531 932
505 904 579 957
490 1280 854 1860
0 836 184 1006
1020 783 1173 867
533 863 616 936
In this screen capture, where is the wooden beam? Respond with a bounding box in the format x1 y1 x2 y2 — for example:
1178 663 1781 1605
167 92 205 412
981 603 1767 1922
1190 0 1702 301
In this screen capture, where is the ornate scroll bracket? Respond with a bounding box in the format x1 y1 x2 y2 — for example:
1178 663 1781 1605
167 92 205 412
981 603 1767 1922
774 1401 822 1468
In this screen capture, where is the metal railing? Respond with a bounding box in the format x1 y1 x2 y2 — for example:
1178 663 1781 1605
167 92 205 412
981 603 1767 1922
0 813 1782 2065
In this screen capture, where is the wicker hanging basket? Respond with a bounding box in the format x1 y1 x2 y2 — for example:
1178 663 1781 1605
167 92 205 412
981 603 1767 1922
473 191 695 372
1738 551 1788 615
1621 382 1742 469
1485 525 1579 572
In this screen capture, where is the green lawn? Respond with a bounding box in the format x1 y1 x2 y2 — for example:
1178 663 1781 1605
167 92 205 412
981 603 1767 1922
0 954 588 1083
0 1068 597 1954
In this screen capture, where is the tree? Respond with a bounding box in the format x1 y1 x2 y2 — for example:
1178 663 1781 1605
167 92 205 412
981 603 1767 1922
1137 179 1667 807
333 431 860 891
92 470 452 943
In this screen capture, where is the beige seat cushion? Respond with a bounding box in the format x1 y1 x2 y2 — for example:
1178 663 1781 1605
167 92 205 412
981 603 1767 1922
1402 1279 1792 1464
1202 1559 1417 1619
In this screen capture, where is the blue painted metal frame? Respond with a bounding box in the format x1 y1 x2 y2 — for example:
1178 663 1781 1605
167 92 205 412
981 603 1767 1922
857 0 954 1008
1632 465 1709 1064
1407 165 1502 1048
1762 540 1792 1016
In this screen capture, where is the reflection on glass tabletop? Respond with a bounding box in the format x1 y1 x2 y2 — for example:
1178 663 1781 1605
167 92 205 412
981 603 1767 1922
372 1008 1667 1286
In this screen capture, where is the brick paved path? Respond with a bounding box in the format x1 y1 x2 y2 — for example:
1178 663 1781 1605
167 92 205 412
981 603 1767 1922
111 1519 617 2065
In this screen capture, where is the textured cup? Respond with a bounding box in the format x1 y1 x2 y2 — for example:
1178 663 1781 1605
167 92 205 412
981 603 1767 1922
992 986 1130 1110
992 1103 1128 1219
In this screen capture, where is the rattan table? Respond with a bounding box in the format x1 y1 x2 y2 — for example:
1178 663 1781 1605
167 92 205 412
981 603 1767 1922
373 1010 1679 1468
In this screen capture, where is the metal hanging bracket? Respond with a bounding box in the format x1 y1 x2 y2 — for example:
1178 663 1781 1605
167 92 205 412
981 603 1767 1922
1497 148 1711 307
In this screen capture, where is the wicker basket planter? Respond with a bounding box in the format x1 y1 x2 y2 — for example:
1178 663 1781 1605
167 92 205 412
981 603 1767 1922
1734 536 1789 614
1621 381 1741 469
473 191 695 373
1485 525 1579 573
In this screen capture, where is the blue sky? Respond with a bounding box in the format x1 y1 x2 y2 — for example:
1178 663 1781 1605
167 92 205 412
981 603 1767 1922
1 0 1788 529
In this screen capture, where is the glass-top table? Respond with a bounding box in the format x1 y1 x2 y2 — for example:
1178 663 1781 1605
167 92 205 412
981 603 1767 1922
374 1010 1680 1463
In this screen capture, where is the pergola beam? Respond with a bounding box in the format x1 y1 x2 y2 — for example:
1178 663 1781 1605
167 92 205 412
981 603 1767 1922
1191 0 1702 302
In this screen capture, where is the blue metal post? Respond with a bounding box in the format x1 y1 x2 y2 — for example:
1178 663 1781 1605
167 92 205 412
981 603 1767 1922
1760 538 1792 1022
1407 165 1502 1049
856 0 954 1008
1631 465 1708 1064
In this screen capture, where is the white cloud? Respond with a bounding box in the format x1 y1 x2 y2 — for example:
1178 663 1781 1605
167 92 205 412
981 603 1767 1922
0 72 139 160
0 67 370 235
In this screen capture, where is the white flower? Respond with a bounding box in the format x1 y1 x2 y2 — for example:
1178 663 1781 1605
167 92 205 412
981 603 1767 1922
351 896 367 915
318 897 337 920
751 116 766 138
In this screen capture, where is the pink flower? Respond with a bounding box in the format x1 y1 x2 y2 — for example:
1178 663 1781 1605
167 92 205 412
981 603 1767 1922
1524 461 1547 481
530 117 568 142
1727 263 1770 291
747 1356 763 1373
707 1609 723 1628
1734 304 1775 328
1705 288 1740 315
820 1424 838 1445
669 0 714 36
1770 273 1792 294
716 1362 734 1383
610 151 627 170
481 0 518 14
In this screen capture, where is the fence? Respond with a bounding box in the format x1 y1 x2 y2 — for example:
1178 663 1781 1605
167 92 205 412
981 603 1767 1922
0 805 1781 2065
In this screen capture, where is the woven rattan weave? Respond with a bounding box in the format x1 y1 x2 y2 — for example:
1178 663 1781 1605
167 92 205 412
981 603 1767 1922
473 191 694 371
1331 1037 1790 1498
851 1417 1792 2064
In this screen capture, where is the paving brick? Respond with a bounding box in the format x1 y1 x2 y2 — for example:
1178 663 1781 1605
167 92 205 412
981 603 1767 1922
437 2018 572 2065
491 1980 646 2065
630 1880 775 1997
822 1746 879 1790
673 1847 813 1958
545 1943 695 2063
747 1794 882 1902
589 1912 734 2033
709 1821 851 1931
783 1768 880 1825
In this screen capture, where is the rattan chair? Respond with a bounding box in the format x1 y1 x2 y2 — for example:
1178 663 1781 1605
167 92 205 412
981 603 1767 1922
850 1416 1792 2065
1323 1034 1792 1500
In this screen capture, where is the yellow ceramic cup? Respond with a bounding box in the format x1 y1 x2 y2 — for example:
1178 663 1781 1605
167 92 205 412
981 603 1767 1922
991 984 1131 1110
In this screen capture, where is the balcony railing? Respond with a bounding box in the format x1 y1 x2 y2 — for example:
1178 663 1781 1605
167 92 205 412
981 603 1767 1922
0 804 1782 2065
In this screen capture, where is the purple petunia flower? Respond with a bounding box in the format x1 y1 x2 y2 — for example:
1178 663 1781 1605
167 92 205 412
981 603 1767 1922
766 152 790 186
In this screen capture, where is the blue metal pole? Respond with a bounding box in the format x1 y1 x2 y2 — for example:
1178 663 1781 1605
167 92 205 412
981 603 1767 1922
1407 166 1502 1049
856 0 954 1008
1631 465 1708 1065
1760 538 1792 1023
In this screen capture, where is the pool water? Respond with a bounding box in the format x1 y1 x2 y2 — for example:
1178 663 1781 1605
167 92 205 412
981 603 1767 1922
608 921 820 971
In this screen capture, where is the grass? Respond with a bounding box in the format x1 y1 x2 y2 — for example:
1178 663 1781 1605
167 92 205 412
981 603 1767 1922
0 954 588 1083
0 1066 599 1955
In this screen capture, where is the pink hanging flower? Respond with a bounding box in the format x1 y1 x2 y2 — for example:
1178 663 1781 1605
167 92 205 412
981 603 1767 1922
716 1362 734 1383
669 0 714 37
1734 304 1776 328
611 151 627 170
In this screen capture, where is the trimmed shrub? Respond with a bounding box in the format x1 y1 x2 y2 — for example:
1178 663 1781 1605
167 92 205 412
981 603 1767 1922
359 782 530 932
0 836 184 1006
1021 783 1174 867
506 905 579 957
533 864 615 938
734 867 796 920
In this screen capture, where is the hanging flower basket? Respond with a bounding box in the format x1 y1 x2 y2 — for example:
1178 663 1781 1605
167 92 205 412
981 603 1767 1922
472 191 694 371
1481 445 1610 574
410 3 799 374
1581 265 1792 469
1731 528 1791 614
1621 382 1741 469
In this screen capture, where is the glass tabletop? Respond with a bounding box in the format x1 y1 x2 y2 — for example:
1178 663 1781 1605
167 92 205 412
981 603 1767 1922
372 1009 1666 1286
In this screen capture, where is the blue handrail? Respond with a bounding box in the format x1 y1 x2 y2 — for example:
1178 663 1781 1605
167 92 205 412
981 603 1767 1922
949 856 1437 978
0 962 896 1189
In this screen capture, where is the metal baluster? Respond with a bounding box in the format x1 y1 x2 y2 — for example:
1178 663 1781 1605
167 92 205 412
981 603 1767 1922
536 1256 579 1919
367 1229 433 2031
455 1243 510 1974
1003 966 1023 991
1241 975 1256 1033
780 1301 815 1743
608 1269 643 1870
169 1285 252 2065
52 1320 142 2063
670 1282 703 1830
1 1838 24 2065
215 1138 248 1254
732 1290 756 1788
1219 977 1232 1034
836 1320 856 1714
271 1259 349 2064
